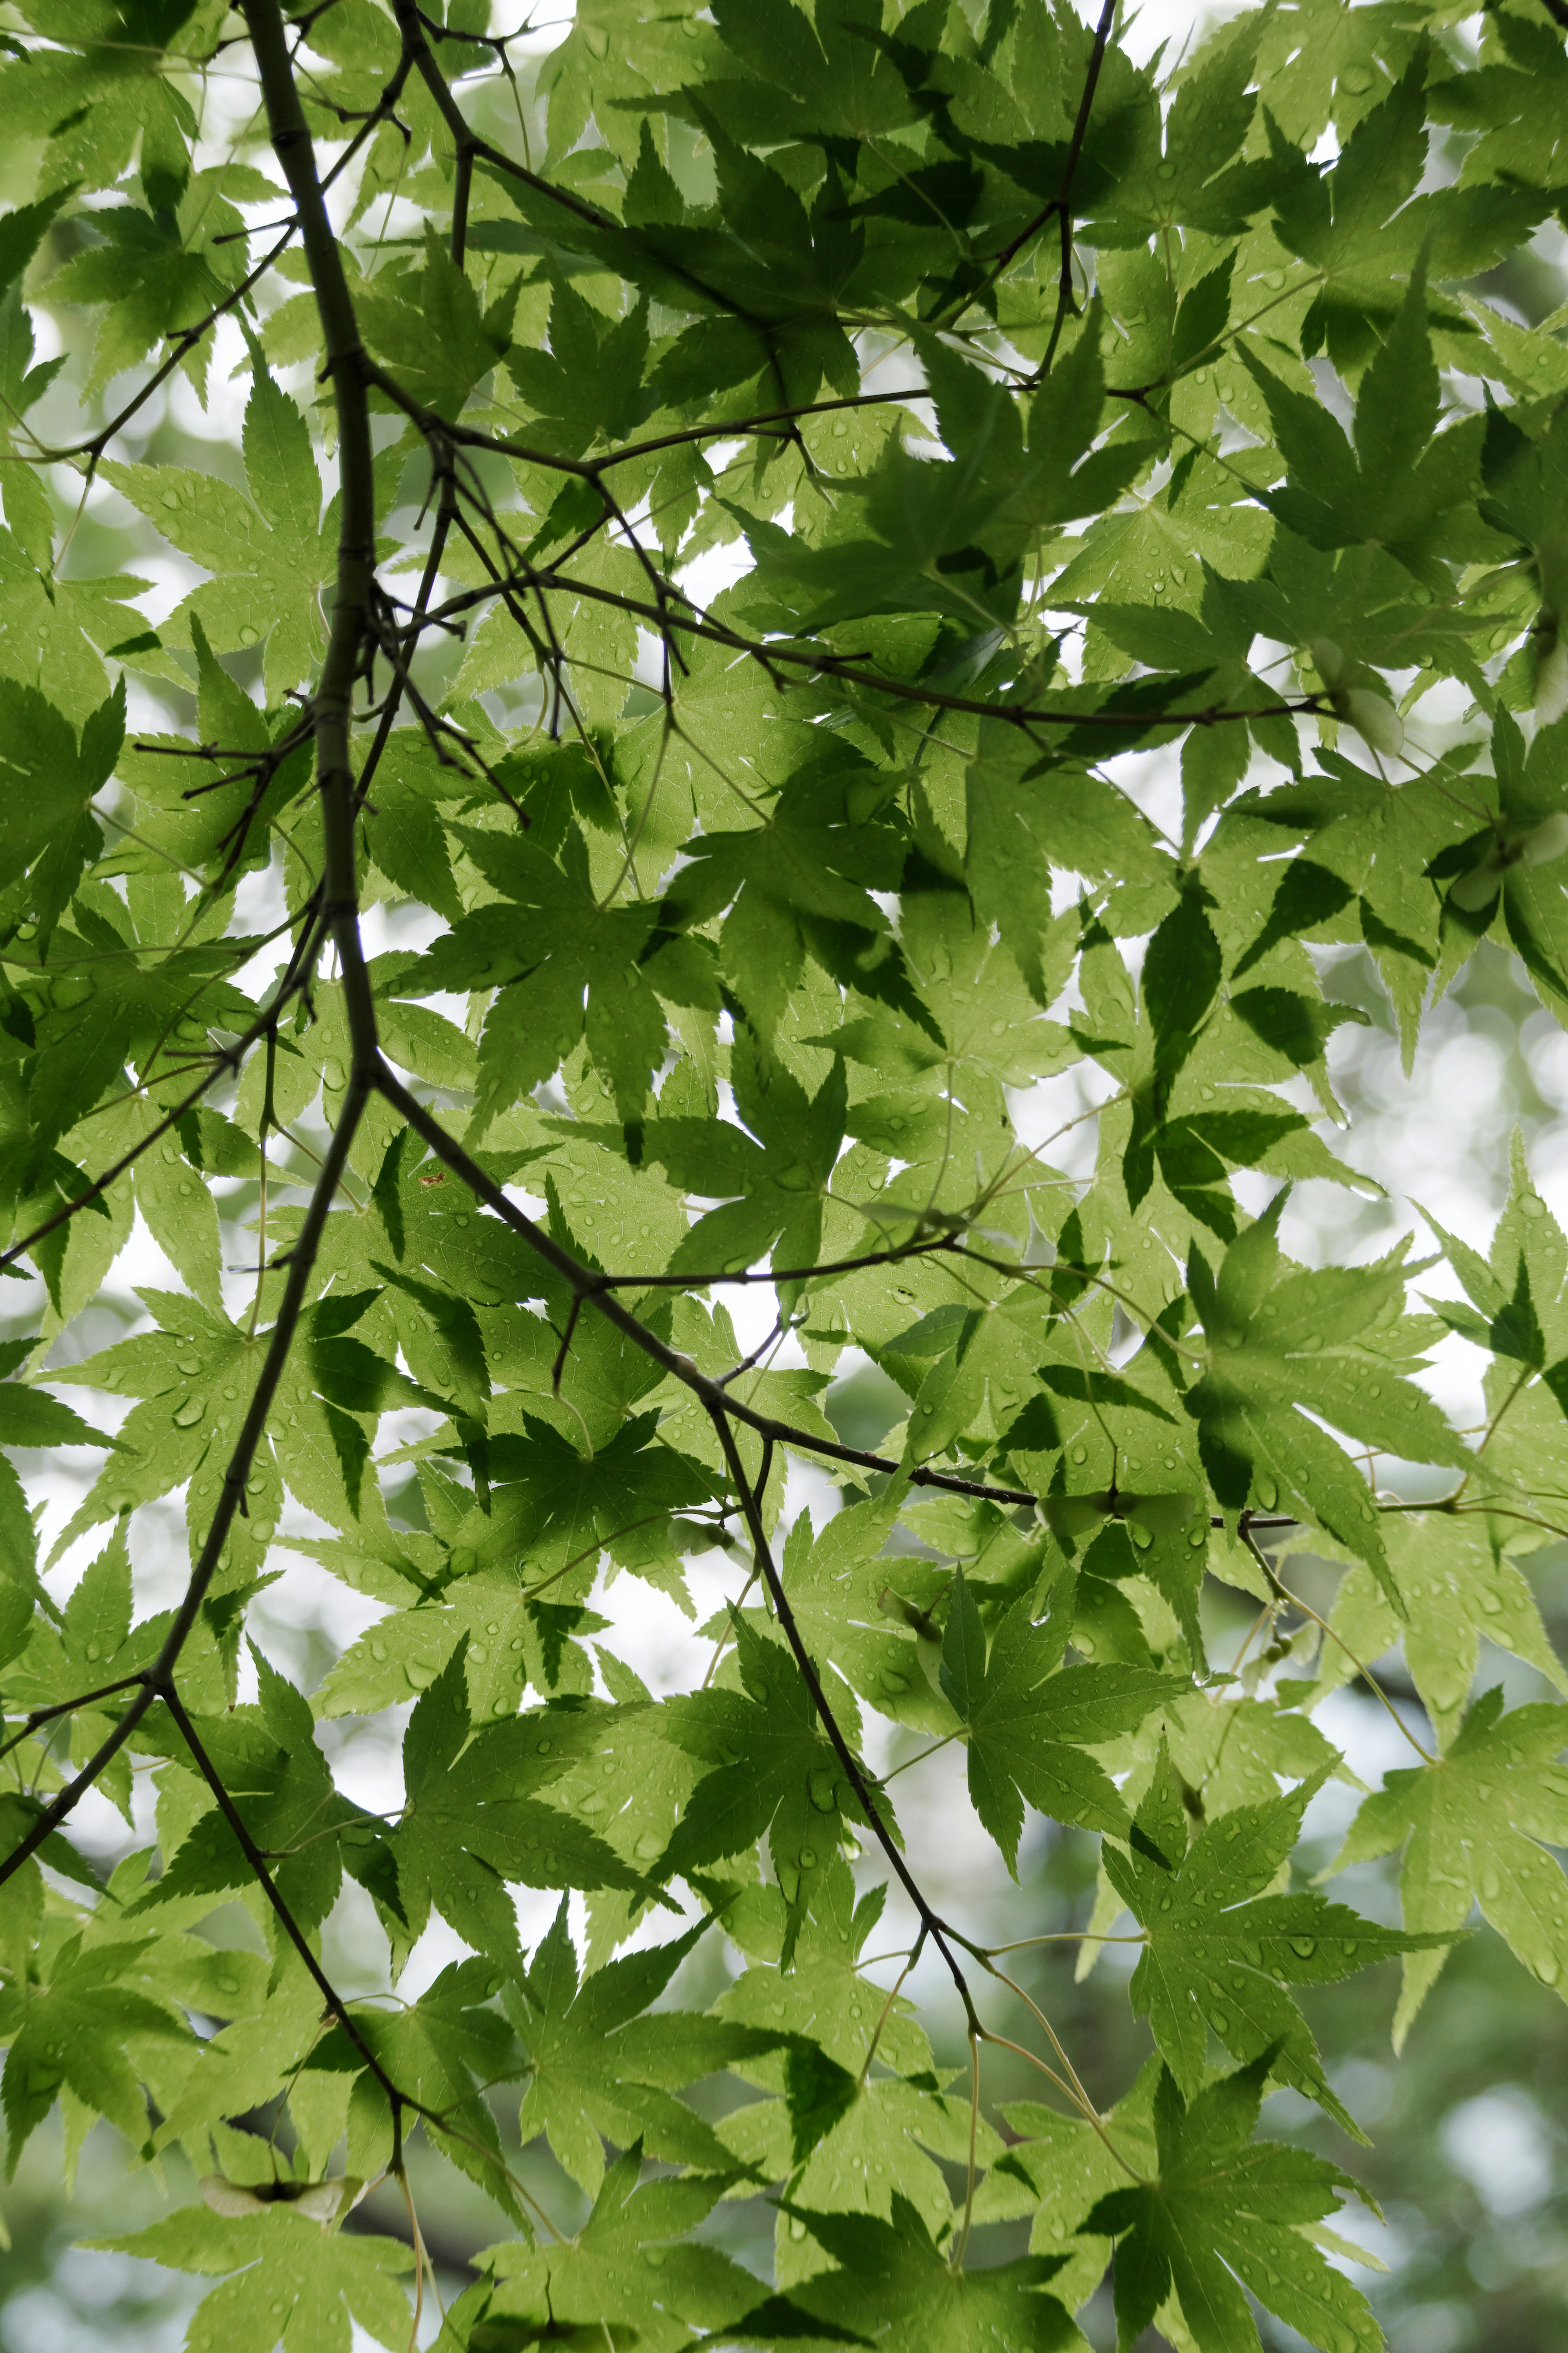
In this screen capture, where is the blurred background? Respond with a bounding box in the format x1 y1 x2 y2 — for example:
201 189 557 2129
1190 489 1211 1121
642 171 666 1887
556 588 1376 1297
5 2 1568 2348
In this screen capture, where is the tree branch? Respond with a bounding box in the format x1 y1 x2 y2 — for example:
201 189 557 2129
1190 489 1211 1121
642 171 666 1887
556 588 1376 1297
705 1403 981 2033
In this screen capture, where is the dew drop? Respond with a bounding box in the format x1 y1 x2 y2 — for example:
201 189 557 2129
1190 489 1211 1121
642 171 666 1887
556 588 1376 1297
174 1397 205 1427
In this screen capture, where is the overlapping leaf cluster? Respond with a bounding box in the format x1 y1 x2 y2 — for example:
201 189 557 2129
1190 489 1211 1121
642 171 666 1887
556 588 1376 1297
2 0 1568 2347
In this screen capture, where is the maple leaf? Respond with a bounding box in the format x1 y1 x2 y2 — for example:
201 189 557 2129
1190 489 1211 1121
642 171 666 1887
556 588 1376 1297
1329 1687 1568 2044
786 2192 1078 2353
1104 1740 1449 2135
1085 2048 1381 2353
90 2201 414 2353
101 368 335 698
655 1611 878 1959
940 1570 1187 1868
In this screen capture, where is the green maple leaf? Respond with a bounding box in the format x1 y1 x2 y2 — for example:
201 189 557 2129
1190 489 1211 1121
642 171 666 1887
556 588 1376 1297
46 178 267 401
471 2143 817 2349
940 1570 1187 1868
2 1933 189 2170
1330 1686 1568 2044
504 274 651 453
640 1033 849 1276
503 1902 782 2192
1104 1740 1448 2134
356 227 518 422
404 822 667 1126
705 0 921 145
0 676 121 952
48 1291 256 1561
736 328 1150 634
1241 257 1491 582
0 1372 116 1456
137 1646 363 1925
7 1521 135 1802
1268 49 1546 371
786 2191 1078 2352
471 1410 718 1582
91 2201 414 2353
101 366 335 698
714 1859 933 2078
1430 13 1568 199
1425 711 1568 1004
655 1610 877 1958
1085 2048 1380 2353
971 2061 1162 2315
0 0 201 205
1183 1198 1470 1586
389 1652 652 1960
296 1954 527 2217
653 747 934 1044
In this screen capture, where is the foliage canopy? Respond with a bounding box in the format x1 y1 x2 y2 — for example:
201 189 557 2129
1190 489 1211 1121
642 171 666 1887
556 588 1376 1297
2 0 1568 2346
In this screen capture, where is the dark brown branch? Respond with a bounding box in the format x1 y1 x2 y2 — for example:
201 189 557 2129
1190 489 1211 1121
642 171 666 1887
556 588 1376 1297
371 1066 1047 1508
31 230 298 468
706 1405 980 2031
156 1677 403 2103
590 1235 961 1289
423 563 1315 735
243 0 382 1075
371 383 930 484
0 0 387 1894
0 1673 149 1767
0 1082 370 1894
927 0 1116 348
1040 0 1118 372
